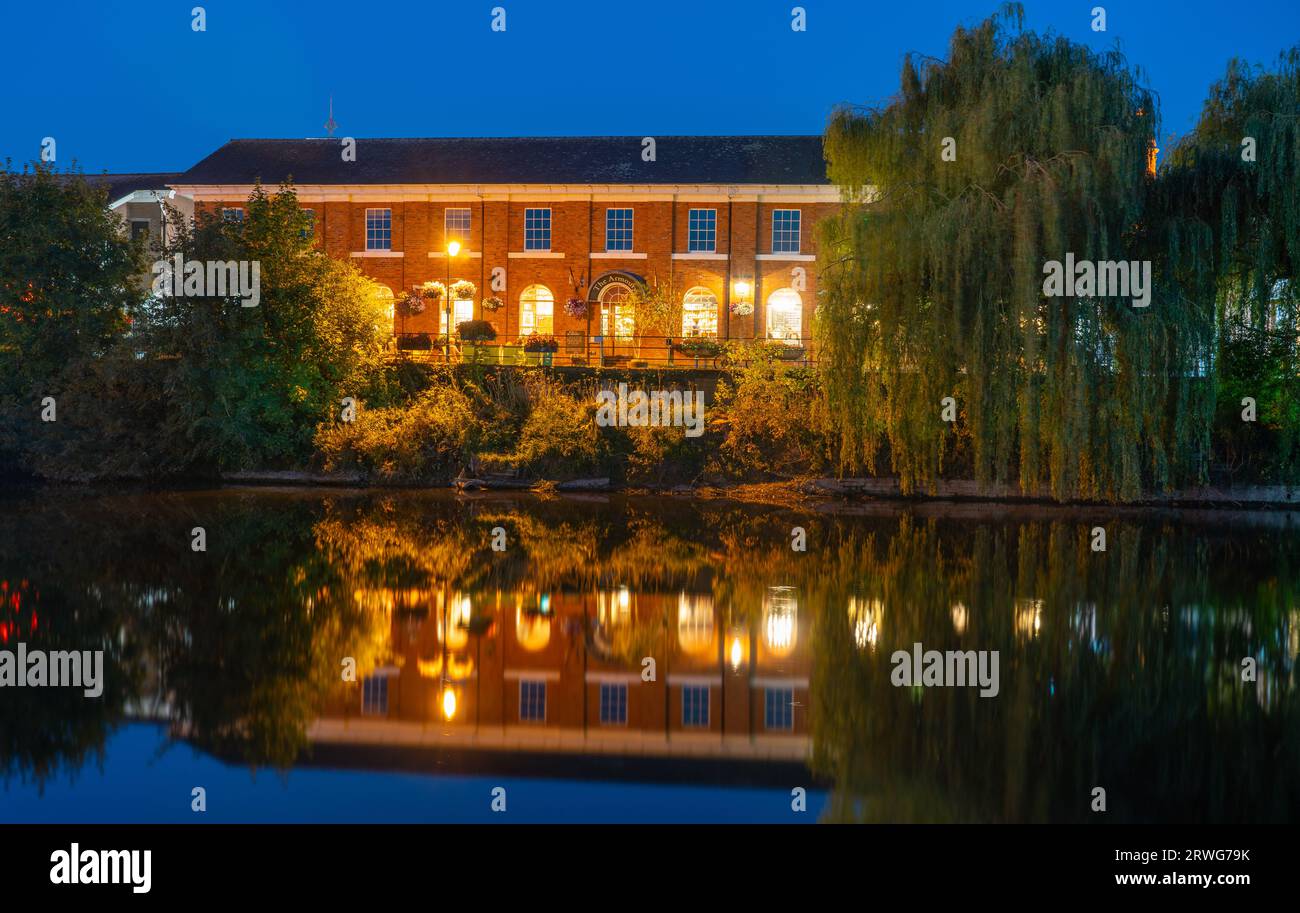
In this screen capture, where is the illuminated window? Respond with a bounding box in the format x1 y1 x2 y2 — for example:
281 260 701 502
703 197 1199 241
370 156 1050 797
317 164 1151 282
771 209 801 253
519 680 547 722
599 683 628 725
764 688 793 730
765 287 803 344
605 208 633 251
365 208 391 250
762 586 798 657
519 284 554 335
599 282 635 340
221 207 243 223
440 297 476 335
682 686 709 728
524 208 551 250
677 592 715 656
682 287 718 337
373 285 395 333
361 676 389 715
445 208 471 244
687 209 716 252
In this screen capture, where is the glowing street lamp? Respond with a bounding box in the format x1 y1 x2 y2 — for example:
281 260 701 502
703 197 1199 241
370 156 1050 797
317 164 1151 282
444 240 461 361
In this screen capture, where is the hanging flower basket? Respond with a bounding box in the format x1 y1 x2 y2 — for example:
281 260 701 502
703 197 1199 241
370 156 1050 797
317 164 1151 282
729 300 754 317
421 282 446 302
564 297 590 319
399 292 425 316
482 295 504 312
451 279 477 300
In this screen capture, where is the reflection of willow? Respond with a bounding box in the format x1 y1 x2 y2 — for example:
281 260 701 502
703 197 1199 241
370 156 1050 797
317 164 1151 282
810 518 1300 823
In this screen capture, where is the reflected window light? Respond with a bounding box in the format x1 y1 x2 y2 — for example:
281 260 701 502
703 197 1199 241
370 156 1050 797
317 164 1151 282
677 592 716 655
1015 598 1044 640
515 607 551 652
441 687 457 721
763 587 798 657
847 597 883 651
597 587 633 629
951 602 968 635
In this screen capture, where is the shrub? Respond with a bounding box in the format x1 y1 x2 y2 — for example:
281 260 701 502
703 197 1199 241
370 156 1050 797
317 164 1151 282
457 320 496 342
509 379 607 477
315 385 478 482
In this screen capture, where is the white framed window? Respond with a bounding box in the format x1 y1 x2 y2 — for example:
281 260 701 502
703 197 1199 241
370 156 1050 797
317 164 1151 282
519 680 547 722
598 282 635 340
764 687 794 730
524 208 551 251
687 209 716 252
605 208 633 251
519 284 554 336
765 287 803 344
682 686 710 728
439 298 476 335
445 207 471 244
771 209 801 253
361 675 389 715
366 208 392 251
599 683 628 725
221 207 243 223
682 286 718 337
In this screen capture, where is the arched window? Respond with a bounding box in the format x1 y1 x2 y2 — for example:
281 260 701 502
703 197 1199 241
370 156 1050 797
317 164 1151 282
599 282 636 340
373 285 395 334
682 286 718 337
677 592 716 656
762 586 798 658
519 284 554 336
765 288 802 344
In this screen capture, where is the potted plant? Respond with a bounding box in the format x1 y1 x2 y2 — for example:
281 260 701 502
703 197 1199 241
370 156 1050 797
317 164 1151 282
451 279 477 300
673 338 724 360
482 295 504 313
521 333 559 366
398 290 425 316
422 281 446 303
729 300 754 317
564 296 590 319
458 319 497 363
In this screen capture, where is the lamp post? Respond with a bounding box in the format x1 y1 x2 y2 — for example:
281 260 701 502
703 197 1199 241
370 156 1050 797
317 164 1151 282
445 240 461 362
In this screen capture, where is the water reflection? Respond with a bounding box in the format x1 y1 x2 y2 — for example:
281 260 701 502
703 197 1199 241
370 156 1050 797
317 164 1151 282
1 489 1298 822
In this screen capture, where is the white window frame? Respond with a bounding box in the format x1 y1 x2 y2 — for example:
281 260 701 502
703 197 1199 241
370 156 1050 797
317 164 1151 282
366 207 392 251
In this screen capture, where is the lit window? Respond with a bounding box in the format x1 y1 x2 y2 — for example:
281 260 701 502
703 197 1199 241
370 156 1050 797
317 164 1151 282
682 686 710 728
687 209 716 252
771 209 801 253
366 208 391 250
765 287 803 344
682 287 718 337
599 283 635 339
519 680 547 722
762 586 798 657
677 592 715 655
524 208 551 251
605 208 633 251
764 688 794 730
373 285 395 333
361 675 389 715
222 207 243 223
520 284 554 335
599 683 628 725
445 208 471 245
440 298 476 335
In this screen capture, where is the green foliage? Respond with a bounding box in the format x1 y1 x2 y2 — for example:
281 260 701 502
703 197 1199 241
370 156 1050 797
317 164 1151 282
457 319 496 341
315 384 478 482
508 377 608 477
819 7 1207 500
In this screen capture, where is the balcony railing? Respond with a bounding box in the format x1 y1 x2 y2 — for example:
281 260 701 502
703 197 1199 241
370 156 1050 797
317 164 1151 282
391 332 814 369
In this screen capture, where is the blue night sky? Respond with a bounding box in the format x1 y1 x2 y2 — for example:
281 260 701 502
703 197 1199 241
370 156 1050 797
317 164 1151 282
2 1 1298 175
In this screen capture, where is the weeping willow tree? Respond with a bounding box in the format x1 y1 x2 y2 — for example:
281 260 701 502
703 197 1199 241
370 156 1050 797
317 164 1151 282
818 5 1214 501
1155 48 1300 484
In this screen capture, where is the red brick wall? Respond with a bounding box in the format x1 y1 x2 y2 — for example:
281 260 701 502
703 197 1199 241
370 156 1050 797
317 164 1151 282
193 197 838 346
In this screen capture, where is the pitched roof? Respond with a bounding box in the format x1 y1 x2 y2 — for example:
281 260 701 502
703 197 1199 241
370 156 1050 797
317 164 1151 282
83 172 184 203
173 136 829 186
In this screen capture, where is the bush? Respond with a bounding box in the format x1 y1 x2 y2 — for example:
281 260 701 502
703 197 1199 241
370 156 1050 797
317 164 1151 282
508 379 607 477
457 320 496 342
624 423 707 485
315 385 478 482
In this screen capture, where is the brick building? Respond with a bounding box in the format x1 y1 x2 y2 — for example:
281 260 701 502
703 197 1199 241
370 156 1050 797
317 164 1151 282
170 136 836 359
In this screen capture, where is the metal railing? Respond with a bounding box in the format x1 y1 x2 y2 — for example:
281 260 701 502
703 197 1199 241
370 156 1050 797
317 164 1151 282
391 333 815 368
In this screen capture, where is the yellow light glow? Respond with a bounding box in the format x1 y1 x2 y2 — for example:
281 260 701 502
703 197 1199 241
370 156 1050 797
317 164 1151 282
734 280 751 298
729 637 743 670
442 687 457 720
447 240 461 257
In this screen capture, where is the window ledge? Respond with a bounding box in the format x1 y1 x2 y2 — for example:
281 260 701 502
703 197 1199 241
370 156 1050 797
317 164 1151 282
672 252 728 260
509 251 565 259
428 250 483 258
590 251 647 259
351 250 404 258
756 253 814 262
